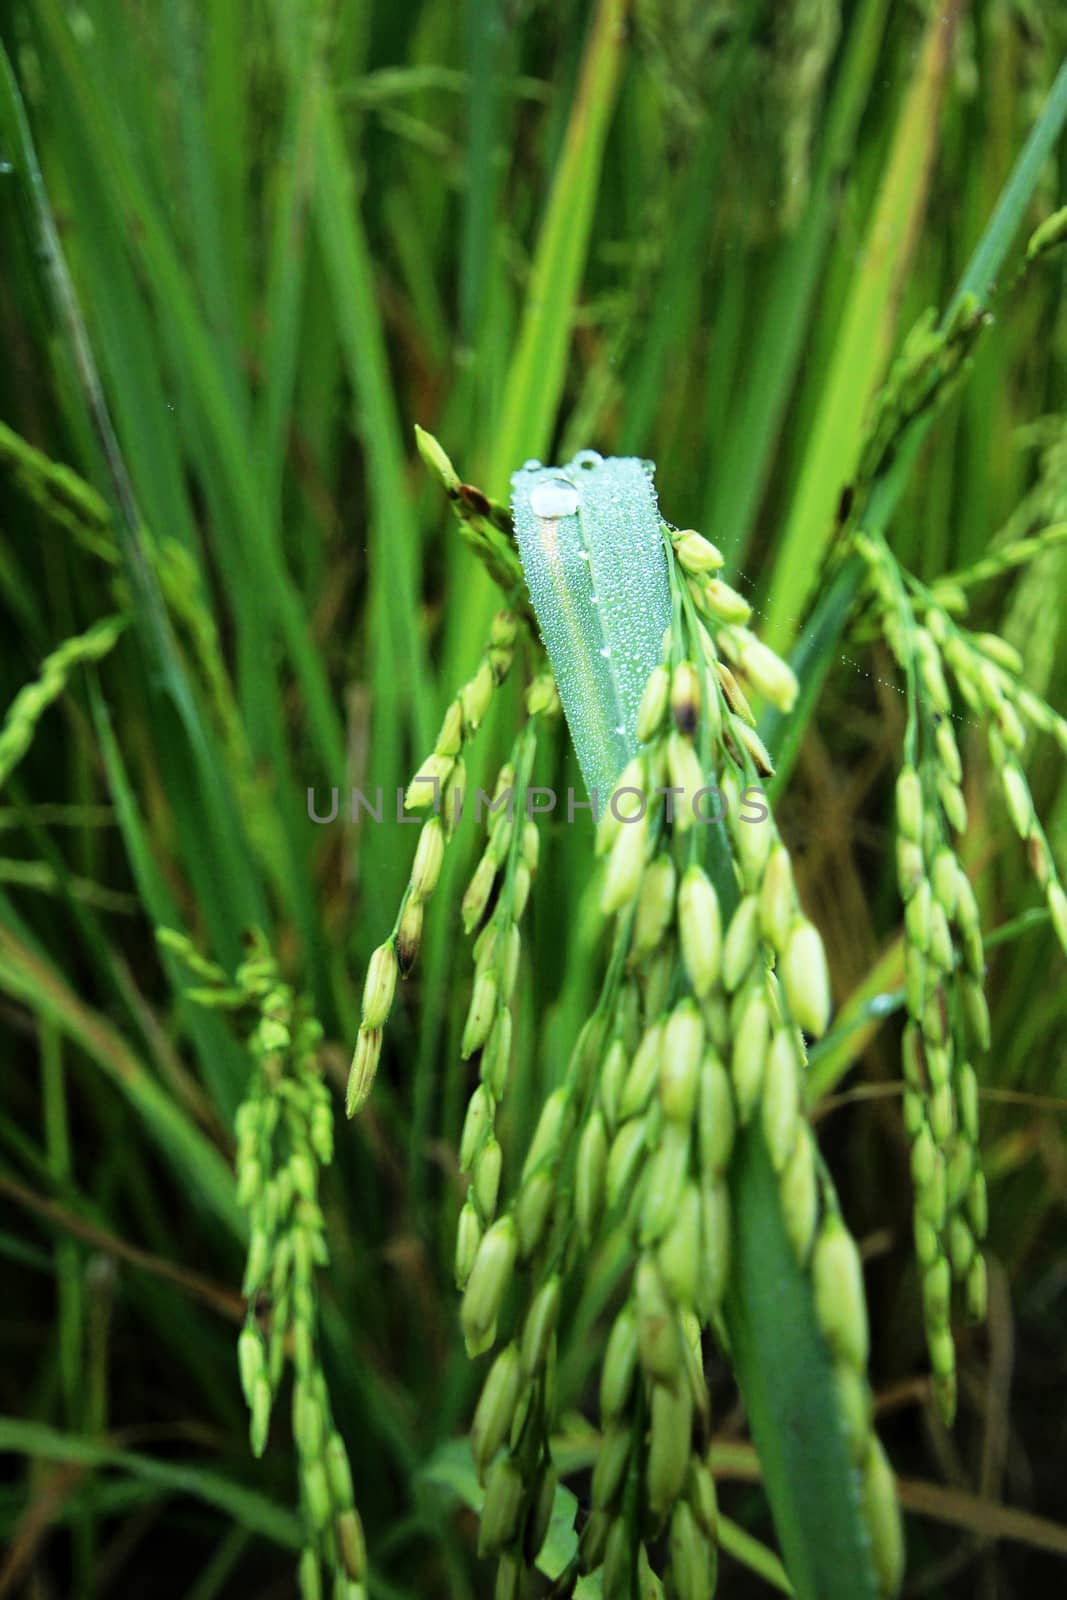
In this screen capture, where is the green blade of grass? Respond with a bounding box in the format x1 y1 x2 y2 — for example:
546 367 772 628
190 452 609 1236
703 840 882 1600
160 0 245 417
0 39 269 966
718 1510 794 1596
950 54 1067 315
487 0 627 494
299 58 435 764
726 1158 875 1600
759 51 1067 786
407 1 630 1212
88 678 252 1120
24 1 347 783
763 2 959 654
705 0 892 565
0 923 242 1236
616 6 770 459
0 1418 301 1548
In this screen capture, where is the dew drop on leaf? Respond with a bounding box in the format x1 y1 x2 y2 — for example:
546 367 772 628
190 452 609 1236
530 479 580 519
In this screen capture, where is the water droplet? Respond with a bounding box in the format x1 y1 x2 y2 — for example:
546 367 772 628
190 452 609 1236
577 549 590 561
522 458 542 471
600 646 611 658
0 159 13 175
590 594 599 605
573 449 603 471
530 478 580 519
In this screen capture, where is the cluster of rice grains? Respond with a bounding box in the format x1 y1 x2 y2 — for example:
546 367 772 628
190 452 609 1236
452 681 559 1303
513 527 897 1597
348 615 571 1588
349 502 904 1596
348 608 521 1113
857 531 1067 1423
160 930 365 1600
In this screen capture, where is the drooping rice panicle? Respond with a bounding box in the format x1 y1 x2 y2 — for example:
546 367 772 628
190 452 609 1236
162 929 366 1600
347 607 521 1115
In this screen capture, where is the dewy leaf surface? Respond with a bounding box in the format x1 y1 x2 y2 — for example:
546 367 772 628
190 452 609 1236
511 451 670 801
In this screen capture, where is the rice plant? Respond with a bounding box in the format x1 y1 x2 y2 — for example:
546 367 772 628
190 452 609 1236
2 3 1067 1597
